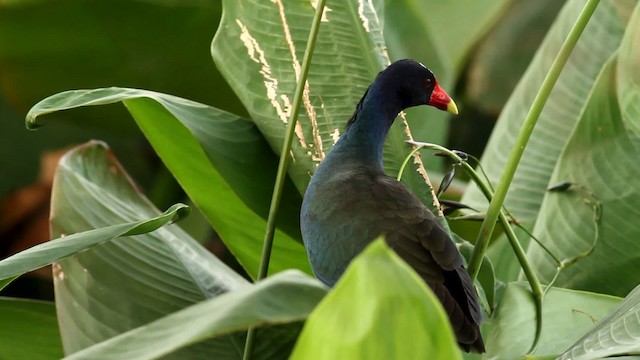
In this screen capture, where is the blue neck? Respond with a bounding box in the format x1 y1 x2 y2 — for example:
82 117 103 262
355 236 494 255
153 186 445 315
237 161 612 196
328 84 402 170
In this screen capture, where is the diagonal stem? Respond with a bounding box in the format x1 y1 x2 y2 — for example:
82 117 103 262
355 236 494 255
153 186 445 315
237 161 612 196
407 141 545 349
467 0 601 281
242 1 327 359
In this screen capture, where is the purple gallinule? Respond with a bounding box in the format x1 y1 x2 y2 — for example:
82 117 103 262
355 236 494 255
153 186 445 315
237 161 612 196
300 59 485 352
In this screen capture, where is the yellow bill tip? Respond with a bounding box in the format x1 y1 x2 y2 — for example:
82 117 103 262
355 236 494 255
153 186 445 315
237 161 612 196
447 99 459 115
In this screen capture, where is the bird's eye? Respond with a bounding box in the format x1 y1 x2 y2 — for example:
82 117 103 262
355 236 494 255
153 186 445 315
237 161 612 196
425 78 433 87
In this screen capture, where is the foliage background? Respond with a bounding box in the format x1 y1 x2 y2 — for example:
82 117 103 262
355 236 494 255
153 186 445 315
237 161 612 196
0 0 553 298
1 0 640 359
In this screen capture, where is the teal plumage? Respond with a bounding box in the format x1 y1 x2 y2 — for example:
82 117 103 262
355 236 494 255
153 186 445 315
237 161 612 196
300 59 485 352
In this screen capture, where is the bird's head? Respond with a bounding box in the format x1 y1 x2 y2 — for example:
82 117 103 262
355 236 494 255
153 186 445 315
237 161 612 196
345 59 458 132
382 59 458 114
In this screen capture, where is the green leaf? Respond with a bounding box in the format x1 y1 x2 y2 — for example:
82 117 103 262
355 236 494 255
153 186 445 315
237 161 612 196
461 0 636 283
26 88 311 278
62 270 327 360
0 201 188 281
485 282 621 359
0 298 63 360
290 239 463 360
47 141 252 357
525 53 640 295
212 0 441 209
559 284 640 359
463 0 633 221
617 2 640 138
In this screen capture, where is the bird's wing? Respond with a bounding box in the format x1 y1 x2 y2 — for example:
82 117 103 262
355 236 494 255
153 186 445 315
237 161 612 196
312 169 482 325
369 175 463 270
368 174 483 328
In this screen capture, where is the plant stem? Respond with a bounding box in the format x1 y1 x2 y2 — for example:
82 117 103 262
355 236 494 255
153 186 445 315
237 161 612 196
408 141 546 351
467 0 601 281
243 2 326 359
396 146 422 182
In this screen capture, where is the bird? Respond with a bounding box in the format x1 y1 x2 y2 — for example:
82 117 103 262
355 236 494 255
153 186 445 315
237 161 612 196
300 59 485 353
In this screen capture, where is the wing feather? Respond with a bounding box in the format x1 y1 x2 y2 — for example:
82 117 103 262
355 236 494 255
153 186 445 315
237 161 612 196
306 167 484 351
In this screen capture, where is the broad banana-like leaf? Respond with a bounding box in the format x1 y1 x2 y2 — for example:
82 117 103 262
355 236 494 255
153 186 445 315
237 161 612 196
0 202 187 281
525 9 640 295
462 0 637 283
463 0 633 220
485 282 621 359
559 284 640 359
212 0 445 207
27 89 311 278
62 271 326 360
47 141 254 358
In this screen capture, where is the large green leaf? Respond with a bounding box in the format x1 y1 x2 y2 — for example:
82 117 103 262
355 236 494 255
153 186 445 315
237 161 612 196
462 0 634 221
290 239 462 360
0 202 188 281
525 31 640 294
559 284 640 359
62 270 326 360
212 0 444 208
461 0 636 284
618 0 640 138
485 282 621 359
27 88 311 278
47 141 252 357
0 298 63 360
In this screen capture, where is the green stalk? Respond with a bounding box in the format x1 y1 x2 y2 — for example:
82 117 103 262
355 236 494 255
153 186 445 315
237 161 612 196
242 2 327 359
407 141 545 351
405 143 540 299
467 0 601 280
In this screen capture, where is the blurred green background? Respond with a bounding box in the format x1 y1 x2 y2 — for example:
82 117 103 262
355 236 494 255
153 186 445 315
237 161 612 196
0 0 565 300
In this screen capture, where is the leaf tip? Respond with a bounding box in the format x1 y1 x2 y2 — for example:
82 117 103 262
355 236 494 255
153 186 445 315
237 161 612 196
170 203 191 222
25 113 43 130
